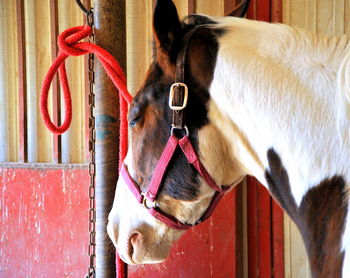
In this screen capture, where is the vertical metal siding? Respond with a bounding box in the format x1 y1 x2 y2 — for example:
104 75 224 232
16 0 28 163
125 0 153 95
0 0 8 162
5 1 19 163
24 0 39 162
0 0 86 164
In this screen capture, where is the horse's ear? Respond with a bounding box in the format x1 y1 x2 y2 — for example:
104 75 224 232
153 0 183 76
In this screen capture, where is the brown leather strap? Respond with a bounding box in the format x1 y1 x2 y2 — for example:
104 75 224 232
171 26 200 131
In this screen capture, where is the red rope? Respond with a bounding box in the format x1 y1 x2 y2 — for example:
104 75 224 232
40 25 132 277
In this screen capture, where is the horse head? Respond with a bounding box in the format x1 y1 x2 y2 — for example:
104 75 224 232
107 0 245 265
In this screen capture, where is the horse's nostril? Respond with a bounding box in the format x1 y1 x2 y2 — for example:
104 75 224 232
127 232 142 262
130 231 141 247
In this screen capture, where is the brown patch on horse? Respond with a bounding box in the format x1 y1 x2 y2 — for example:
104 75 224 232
300 177 348 278
265 149 299 222
186 15 224 90
265 149 348 278
129 64 201 201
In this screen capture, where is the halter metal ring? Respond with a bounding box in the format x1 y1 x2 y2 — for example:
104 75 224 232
141 193 156 209
171 125 189 137
169 82 188 111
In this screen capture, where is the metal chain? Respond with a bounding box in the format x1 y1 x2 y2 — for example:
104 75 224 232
86 8 96 278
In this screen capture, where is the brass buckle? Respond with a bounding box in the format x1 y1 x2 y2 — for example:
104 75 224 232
169 82 188 111
141 193 156 209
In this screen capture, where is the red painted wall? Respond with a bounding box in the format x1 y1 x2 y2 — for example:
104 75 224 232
0 166 239 277
128 189 239 278
0 166 89 277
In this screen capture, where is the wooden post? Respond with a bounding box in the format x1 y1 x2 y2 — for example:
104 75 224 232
93 0 126 277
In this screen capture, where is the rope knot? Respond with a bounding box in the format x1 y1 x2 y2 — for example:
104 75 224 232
58 25 91 56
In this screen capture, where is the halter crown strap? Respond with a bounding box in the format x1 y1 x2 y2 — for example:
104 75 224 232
170 26 200 130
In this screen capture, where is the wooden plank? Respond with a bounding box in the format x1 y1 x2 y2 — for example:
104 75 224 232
224 0 237 16
345 0 350 35
283 0 291 25
67 0 85 164
272 0 282 22
188 0 195 14
258 185 272 278
284 214 292 278
0 1 8 162
235 184 244 278
35 0 54 163
247 177 258 278
195 0 225 16
290 220 310 277
241 179 249 278
5 1 19 162
50 0 61 164
272 201 284 278
306 0 317 33
173 0 191 18
58 0 86 163
246 0 256 21
290 0 306 29
333 0 345 36
24 0 39 162
16 0 28 163
317 0 333 35
256 0 271 22
126 0 153 94
58 0 71 164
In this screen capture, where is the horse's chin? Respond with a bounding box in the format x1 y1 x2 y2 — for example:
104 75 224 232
117 240 171 265
131 245 170 265
108 220 175 265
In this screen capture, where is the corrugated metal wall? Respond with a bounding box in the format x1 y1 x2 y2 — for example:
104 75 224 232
0 0 238 164
282 1 350 277
0 0 86 164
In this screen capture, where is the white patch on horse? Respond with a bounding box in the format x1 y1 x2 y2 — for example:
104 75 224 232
207 17 350 205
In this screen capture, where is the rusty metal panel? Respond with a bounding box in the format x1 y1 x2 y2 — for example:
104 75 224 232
0 165 89 277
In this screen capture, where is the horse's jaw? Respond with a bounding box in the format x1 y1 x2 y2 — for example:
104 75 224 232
201 99 265 186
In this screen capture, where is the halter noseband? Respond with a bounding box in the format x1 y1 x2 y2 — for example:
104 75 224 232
121 27 230 230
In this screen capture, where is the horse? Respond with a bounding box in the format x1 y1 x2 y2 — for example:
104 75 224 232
107 0 350 276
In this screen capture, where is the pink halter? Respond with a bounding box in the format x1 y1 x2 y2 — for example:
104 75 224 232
121 134 230 230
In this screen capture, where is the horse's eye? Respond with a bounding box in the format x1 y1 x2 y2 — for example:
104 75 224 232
129 117 140 128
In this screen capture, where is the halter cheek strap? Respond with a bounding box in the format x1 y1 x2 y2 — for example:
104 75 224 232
121 135 230 230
